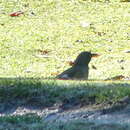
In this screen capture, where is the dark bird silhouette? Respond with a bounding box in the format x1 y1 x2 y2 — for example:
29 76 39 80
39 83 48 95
56 51 99 80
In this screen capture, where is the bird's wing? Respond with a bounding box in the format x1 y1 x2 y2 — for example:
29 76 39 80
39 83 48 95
56 67 76 79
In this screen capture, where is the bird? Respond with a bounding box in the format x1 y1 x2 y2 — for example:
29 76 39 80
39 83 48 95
56 51 99 80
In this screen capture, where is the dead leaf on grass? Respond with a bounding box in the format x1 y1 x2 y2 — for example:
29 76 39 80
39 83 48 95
67 61 75 66
117 59 125 63
124 50 130 53
0 23 4 26
91 65 97 70
97 32 106 36
51 72 59 76
121 66 124 70
75 40 84 43
9 11 24 17
37 49 50 55
105 75 125 81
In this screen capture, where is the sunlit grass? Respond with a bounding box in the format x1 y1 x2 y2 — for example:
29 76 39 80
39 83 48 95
0 0 130 79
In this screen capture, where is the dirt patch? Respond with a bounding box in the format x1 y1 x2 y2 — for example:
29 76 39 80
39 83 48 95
0 97 130 129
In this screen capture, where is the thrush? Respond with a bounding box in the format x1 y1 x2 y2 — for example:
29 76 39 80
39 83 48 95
56 51 99 80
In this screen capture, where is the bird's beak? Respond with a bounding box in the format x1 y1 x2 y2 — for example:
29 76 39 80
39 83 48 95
91 53 100 58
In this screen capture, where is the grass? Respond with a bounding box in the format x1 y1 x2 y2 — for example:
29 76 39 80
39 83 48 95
0 78 130 107
0 0 130 79
0 79 130 129
0 114 43 129
0 0 130 129
0 113 129 130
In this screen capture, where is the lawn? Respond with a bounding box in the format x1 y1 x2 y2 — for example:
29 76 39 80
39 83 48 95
0 0 130 79
0 0 130 129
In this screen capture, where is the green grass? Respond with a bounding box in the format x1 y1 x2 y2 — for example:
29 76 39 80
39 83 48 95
0 79 130 106
0 114 43 129
0 0 130 129
0 114 129 130
0 0 130 79
0 113 41 124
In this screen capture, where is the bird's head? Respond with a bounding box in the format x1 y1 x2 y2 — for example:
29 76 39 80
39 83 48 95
74 51 99 66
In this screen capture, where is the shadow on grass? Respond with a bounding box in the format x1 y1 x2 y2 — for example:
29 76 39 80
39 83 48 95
0 77 130 115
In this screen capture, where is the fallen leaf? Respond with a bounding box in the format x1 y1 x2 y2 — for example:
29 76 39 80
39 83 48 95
96 32 106 36
121 66 124 70
117 59 125 63
37 49 50 55
92 65 97 70
124 50 130 53
75 40 83 43
0 23 4 26
108 49 112 52
51 72 59 76
67 61 75 66
105 75 125 80
23 3 29 7
30 11 36 16
9 11 24 17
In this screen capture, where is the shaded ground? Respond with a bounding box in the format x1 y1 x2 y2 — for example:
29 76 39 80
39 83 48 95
0 96 130 129
0 78 130 129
